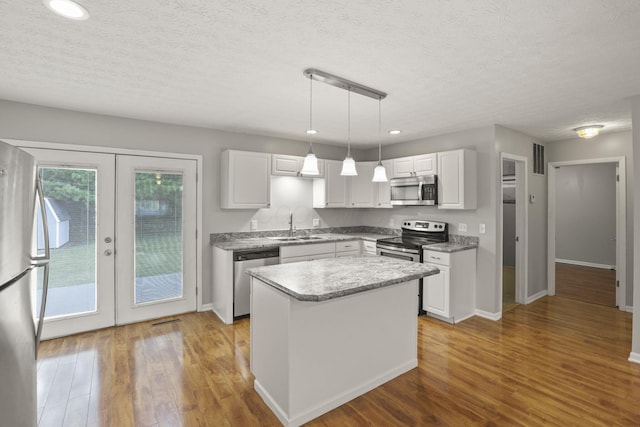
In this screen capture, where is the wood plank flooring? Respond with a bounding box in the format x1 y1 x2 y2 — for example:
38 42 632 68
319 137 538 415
555 262 616 307
37 297 639 426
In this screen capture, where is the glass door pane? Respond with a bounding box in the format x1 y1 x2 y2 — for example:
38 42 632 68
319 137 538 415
134 171 183 304
37 167 97 317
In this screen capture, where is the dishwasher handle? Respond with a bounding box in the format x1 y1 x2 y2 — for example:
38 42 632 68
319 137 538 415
234 248 280 262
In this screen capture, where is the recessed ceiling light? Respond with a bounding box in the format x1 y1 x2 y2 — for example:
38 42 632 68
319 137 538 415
573 125 603 139
43 0 90 20
306 129 318 135
388 130 401 135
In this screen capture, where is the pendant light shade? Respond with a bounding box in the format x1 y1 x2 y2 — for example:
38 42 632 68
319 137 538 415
300 75 319 176
341 89 358 176
372 99 388 182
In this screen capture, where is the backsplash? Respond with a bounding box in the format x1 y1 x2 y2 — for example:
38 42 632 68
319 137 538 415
210 226 400 244
449 234 479 246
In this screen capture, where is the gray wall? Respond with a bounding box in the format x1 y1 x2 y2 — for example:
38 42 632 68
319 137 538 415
631 96 640 357
546 130 633 307
360 126 500 314
0 99 367 306
555 163 617 266
495 125 548 300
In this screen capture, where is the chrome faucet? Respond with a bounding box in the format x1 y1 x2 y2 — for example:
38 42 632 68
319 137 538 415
288 211 294 237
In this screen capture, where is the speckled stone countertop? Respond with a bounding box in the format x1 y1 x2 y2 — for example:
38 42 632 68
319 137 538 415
246 255 439 302
213 233 392 251
423 242 478 253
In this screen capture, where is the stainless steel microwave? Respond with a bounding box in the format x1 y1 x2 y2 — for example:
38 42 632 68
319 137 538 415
390 175 438 206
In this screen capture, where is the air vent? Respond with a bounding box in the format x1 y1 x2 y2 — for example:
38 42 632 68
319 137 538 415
533 143 545 175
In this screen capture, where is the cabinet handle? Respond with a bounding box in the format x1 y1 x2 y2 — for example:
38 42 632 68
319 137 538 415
431 256 440 260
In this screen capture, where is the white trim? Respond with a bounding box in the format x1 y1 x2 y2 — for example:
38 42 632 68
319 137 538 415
625 306 633 313
499 152 529 313
555 259 616 270
475 309 502 321
4 138 206 313
526 289 547 304
548 157 626 311
628 352 640 364
199 303 213 312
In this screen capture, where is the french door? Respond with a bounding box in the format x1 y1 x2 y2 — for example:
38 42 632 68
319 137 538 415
25 148 197 338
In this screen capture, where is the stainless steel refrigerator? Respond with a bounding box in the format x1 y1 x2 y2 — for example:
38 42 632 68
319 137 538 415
0 140 50 427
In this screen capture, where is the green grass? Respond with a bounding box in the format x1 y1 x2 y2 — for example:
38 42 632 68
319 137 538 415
48 233 182 288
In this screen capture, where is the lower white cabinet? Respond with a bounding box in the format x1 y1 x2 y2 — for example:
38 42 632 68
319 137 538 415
422 248 476 323
335 240 361 257
362 240 377 255
280 242 336 264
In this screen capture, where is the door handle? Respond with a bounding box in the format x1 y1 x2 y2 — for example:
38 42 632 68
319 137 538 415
104 249 113 256
515 236 520 242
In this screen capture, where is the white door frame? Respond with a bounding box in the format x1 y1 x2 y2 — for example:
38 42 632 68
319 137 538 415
498 153 528 311
547 157 626 310
3 138 205 312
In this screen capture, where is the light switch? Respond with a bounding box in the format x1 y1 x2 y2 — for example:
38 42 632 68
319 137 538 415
250 220 258 231
479 223 486 234
313 218 320 227
458 223 467 232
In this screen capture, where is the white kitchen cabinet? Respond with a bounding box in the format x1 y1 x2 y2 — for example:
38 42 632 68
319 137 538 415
313 160 348 208
335 240 361 257
391 154 437 178
221 150 271 209
362 240 377 255
422 248 476 323
280 242 336 263
375 160 393 208
349 162 376 208
272 154 325 177
437 149 477 210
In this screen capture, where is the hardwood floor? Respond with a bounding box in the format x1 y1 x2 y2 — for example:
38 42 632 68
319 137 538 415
502 265 516 310
555 262 616 307
38 297 640 426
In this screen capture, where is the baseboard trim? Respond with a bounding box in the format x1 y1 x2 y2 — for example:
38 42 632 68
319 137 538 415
624 306 633 313
527 289 547 304
475 309 501 321
199 303 213 312
628 352 640 364
555 258 615 270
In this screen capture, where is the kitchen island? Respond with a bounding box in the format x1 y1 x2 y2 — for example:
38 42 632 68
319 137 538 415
246 255 439 427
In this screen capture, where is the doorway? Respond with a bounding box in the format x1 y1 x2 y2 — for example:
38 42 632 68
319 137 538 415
23 147 198 338
500 153 528 312
548 160 624 308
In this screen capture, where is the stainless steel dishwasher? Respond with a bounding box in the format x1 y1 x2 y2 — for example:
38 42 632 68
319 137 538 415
233 247 280 318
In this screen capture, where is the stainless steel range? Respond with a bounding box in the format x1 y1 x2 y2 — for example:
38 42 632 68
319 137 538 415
376 219 448 313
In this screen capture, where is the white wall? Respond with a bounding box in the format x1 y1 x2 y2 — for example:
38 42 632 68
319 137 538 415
630 96 640 358
0 99 367 305
555 163 617 267
360 126 500 314
546 130 633 306
494 126 548 301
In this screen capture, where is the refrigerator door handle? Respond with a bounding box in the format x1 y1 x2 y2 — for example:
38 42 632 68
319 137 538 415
31 176 50 265
35 263 49 356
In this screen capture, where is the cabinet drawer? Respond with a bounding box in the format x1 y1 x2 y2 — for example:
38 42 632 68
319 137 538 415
280 255 309 264
280 242 335 258
423 250 450 266
362 240 376 254
336 240 360 253
335 249 360 258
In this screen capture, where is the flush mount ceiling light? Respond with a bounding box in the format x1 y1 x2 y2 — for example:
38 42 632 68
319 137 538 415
43 0 90 20
302 69 387 177
300 77 320 176
388 130 401 135
372 99 388 182
573 125 603 139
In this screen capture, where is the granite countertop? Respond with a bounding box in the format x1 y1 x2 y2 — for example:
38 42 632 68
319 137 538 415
423 242 478 253
213 233 392 251
246 255 439 302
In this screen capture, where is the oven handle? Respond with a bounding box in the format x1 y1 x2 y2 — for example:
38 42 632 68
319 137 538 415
376 244 420 255
377 249 420 263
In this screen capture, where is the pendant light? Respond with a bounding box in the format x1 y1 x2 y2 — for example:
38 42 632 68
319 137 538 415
372 98 388 182
300 76 320 175
340 89 358 176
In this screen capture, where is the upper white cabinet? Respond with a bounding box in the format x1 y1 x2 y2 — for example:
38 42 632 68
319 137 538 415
313 160 348 208
221 150 271 209
272 154 325 177
391 154 437 178
437 149 477 210
375 160 393 208
349 162 376 208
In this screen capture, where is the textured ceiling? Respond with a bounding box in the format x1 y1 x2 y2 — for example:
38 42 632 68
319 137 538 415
1 1 639 147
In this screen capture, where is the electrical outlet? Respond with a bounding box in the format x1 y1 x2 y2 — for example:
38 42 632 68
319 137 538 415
458 223 467 232
479 223 486 234
313 218 320 227
250 220 258 231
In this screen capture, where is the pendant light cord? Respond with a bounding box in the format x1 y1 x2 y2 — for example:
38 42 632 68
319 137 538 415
378 98 382 164
347 88 351 157
308 77 313 149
